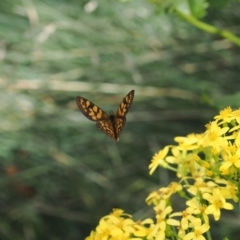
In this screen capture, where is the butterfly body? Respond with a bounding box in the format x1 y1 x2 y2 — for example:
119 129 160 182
76 90 134 141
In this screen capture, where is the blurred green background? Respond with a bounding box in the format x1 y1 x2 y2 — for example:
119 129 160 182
1 0 240 239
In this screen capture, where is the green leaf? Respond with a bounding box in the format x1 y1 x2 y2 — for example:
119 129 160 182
188 0 209 18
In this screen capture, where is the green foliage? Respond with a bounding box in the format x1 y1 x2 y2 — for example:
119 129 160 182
147 0 240 46
148 0 231 18
188 0 209 18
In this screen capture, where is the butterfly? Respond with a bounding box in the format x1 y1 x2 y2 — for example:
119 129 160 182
76 90 134 141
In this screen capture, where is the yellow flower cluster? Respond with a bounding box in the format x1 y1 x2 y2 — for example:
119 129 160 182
85 209 154 240
85 107 239 240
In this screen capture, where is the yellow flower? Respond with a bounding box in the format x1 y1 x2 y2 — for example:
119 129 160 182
169 182 182 193
176 225 186 239
188 178 217 195
183 218 210 240
165 146 181 164
146 199 174 240
133 219 154 238
146 182 182 205
232 108 240 125
219 151 240 174
146 189 165 206
202 122 229 151
149 146 169 175
214 107 233 124
92 209 136 239
109 209 132 219
154 199 172 221
220 182 238 202
186 197 209 225
235 131 240 149
170 210 194 230
222 141 237 155
147 221 166 240
176 152 199 178
96 218 114 239
174 133 203 151
203 188 233 220
110 217 135 236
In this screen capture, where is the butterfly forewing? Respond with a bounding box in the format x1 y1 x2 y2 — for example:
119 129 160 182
116 90 134 118
76 96 109 121
113 90 134 138
76 90 134 141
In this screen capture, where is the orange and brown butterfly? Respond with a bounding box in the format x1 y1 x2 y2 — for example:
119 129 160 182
76 90 134 141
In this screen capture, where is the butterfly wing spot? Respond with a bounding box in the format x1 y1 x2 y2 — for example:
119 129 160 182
88 106 105 121
117 102 127 117
80 99 91 110
85 100 91 108
92 105 98 112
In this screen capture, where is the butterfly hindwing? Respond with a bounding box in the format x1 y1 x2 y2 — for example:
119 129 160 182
96 119 116 140
76 90 134 141
114 117 126 138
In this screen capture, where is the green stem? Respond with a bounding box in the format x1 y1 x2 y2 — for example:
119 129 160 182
175 10 240 47
205 228 212 240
